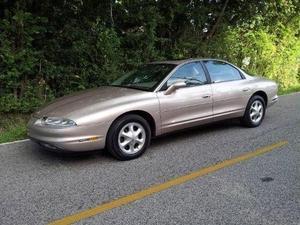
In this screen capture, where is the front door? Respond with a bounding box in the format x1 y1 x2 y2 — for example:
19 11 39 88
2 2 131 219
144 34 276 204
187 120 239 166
157 62 213 134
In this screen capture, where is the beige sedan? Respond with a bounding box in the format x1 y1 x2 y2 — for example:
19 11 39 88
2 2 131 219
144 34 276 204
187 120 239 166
28 59 278 160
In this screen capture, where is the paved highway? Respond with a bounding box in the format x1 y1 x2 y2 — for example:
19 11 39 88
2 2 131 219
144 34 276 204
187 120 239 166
1 93 299 225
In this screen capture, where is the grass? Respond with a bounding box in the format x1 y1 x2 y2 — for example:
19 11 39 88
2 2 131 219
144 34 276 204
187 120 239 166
278 84 300 95
0 85 300 144
0 114 30 144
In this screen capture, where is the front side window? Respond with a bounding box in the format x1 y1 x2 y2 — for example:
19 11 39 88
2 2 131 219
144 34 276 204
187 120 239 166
111 63 175 91
167 62 207 87
203 60 242 83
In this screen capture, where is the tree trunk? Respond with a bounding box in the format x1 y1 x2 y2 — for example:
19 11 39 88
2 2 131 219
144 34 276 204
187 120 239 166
206 0 229 40
19 74 27 98
110 0 114 27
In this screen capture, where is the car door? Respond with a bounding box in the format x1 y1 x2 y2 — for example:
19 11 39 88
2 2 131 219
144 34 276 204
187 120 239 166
156 62 213 134
203 60 250 120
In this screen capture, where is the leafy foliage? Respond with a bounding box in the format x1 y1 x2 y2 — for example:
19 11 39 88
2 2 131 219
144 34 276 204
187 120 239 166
0 0 299 113
0 113 29 143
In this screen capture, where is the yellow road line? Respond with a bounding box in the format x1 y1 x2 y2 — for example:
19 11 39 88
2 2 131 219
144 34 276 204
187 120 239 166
49 140 288 225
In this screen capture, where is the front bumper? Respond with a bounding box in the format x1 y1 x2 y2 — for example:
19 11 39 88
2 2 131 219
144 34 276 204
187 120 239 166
27 118 109 152
268 95 278 107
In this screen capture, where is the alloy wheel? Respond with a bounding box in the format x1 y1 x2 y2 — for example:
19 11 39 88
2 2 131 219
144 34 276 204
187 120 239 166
250 100 264 123
118 122 146 154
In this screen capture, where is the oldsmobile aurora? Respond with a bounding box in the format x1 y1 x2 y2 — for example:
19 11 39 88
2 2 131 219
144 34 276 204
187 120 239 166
28 59 278 160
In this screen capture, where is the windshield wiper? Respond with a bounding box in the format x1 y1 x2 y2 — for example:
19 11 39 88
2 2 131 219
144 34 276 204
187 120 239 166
109 84 149 91
125 84 150 91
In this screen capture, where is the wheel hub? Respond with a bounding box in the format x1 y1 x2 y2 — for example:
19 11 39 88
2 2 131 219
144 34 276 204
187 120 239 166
250 100 263 123
118 122 146 154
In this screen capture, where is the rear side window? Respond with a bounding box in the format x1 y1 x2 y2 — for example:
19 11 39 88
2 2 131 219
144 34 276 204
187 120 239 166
203 60 242 83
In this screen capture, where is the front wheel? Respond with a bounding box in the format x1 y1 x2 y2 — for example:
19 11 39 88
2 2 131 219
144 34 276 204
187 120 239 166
106 114 151 160
241 95 266 127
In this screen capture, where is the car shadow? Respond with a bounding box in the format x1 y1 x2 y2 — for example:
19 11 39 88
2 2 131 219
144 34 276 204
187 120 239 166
151 119 242 147
35 145 108 159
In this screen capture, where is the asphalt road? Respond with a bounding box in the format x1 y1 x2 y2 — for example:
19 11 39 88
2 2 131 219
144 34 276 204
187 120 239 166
1 93 299 225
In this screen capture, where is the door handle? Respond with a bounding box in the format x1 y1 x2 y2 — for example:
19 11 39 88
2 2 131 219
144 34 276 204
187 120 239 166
242 88 250 92
202 95 211 98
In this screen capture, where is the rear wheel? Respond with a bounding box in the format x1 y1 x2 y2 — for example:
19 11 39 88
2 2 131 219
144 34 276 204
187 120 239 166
241 95 266 127
106 114 151 160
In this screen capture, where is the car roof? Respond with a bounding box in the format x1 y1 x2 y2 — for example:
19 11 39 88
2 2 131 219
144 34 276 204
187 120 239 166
150 58 228 65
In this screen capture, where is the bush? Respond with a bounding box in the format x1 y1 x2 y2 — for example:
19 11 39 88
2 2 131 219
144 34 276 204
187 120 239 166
205 25 300 89
0 11 122 113
0 2 299 114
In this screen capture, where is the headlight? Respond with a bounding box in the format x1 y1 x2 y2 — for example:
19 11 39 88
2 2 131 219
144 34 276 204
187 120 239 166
36 117 77 127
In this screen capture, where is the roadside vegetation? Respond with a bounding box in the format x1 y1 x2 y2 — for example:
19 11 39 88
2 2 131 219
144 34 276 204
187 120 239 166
278 84 300 95
0 114 29 143
0 0 299 143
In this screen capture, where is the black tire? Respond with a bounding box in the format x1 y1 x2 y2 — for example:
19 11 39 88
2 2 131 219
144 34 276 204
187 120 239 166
241 95 266 127
106 114 151 160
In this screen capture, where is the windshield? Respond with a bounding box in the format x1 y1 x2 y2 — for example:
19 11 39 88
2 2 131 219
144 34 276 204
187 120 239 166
110 64 175 91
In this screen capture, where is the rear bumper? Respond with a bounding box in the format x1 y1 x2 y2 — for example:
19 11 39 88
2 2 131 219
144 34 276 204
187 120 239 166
27 118 109 152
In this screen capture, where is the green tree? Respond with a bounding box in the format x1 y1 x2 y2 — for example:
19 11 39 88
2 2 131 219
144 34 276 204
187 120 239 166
0 0 299 113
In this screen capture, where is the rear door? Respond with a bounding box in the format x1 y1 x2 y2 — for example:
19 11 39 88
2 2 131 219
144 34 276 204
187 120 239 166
202 60 250 120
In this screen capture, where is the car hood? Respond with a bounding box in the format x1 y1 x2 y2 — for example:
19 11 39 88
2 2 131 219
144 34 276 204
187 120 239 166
35 86 145 119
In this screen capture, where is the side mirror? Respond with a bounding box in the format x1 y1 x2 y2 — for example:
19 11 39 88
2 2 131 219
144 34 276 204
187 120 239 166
164 81 187 95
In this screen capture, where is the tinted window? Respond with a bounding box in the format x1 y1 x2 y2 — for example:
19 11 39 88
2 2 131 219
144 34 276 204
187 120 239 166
167 62 207 87
204 60 242 83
